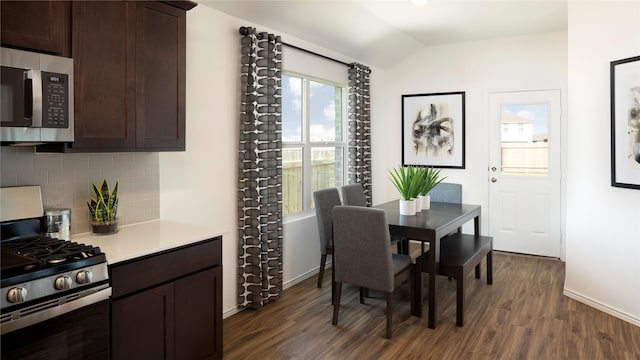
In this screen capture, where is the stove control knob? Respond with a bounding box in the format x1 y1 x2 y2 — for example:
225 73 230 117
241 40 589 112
7 287 27 303
54 275 72 290
76 270 93 285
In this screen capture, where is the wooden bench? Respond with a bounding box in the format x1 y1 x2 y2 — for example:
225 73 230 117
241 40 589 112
415 233 493 326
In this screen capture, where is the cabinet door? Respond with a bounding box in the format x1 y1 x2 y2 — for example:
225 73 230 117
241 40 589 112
0 1 71 56
135 1 186 151
71 1 136 151
112 282 175 360
175 267 222 360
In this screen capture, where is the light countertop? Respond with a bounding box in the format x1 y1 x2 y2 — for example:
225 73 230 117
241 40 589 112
72 220 221 264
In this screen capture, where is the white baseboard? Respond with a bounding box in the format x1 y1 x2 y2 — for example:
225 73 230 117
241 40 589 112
222 263 329 319
563 288 640 327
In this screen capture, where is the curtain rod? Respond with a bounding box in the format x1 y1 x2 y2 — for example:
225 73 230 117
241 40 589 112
282 42 350 67
238 26 351 68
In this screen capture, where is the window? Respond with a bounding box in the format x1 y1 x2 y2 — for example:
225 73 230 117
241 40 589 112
282 73 346 216
500 103 549 176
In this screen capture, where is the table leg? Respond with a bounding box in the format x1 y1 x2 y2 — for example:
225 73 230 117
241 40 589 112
411 264 421 316
428 249 437 329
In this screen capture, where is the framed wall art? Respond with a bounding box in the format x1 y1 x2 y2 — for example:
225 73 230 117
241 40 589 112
611 55 640 189
402 91 465 168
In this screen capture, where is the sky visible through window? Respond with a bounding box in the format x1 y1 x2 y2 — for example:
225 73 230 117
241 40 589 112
282 75 337 142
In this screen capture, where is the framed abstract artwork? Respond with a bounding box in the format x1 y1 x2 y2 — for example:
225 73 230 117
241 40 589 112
402 92 465 168
611 55 640 189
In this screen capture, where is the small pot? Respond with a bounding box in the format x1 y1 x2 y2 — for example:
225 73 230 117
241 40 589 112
91 220 118 235
399 199 416 216
421 194 431 210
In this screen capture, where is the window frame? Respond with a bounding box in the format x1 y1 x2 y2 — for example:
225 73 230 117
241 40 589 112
281 71 348 220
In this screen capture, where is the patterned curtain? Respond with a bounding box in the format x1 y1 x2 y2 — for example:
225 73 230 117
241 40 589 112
347 63 373 206
237 27 283 309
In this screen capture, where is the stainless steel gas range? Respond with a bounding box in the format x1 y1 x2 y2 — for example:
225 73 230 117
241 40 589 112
0 186 111 359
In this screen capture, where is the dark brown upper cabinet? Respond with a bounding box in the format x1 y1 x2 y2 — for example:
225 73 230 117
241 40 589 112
0 1 71 57
34 0 195 153
70 1 193 152
70 1 136 151
135 2 186 151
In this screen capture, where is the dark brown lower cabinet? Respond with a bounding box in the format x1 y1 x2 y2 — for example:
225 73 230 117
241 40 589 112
110 237 222 360
112 283 175 359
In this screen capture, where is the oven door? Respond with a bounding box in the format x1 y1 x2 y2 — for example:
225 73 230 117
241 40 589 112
1 296 110 360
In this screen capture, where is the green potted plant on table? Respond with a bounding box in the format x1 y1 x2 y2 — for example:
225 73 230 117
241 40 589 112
416 167 446 211
87 179 119 235
389 165 421 215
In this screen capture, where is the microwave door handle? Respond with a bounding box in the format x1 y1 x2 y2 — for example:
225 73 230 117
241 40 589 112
29 70 43 128
23 71 33 124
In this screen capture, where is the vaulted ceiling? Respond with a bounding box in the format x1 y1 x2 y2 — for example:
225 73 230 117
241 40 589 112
200 0 568 69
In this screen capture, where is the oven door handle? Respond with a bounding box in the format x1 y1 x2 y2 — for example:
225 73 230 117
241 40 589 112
0 286 112 335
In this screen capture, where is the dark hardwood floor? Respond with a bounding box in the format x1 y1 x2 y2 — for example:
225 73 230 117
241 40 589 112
224 251 640 359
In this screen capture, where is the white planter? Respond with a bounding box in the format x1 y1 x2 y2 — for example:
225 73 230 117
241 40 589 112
421 194 431 210
416 196 424 212
399 199 416 216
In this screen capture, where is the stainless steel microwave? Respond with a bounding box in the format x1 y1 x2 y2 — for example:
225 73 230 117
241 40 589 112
1 47 73 144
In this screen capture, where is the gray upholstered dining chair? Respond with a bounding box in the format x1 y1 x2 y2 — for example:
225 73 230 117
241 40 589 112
340 183 367 207
341 183 405 255
429 182 463 236
428 182 462 203
313 188 342 296
331 205 413 339
411 183 464 255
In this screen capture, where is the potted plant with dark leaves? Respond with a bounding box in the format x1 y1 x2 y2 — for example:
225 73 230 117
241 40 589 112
416 167 446 211
389 165 420 215
87 179 119 234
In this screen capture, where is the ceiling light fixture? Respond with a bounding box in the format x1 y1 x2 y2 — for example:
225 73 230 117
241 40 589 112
411 0 429 5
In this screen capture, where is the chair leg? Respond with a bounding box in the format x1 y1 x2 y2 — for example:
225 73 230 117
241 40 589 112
456 272 464 327
359 287 365 304
386 292 393 339
331 260 336 305
332 282 342 326
317 254 327 288
487 251 493 285
409 264 415 315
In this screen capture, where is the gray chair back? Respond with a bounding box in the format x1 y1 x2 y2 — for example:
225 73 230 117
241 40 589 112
428 182 462 203
313 188 342 255
341 183 367 207
332 206 394 292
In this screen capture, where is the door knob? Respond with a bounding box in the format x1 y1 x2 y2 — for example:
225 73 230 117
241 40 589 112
491 177 497 183
491 167 497 172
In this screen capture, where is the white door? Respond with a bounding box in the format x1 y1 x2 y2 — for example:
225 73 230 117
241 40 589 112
488 90 561 258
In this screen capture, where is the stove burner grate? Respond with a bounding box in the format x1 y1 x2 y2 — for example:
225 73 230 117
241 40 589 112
1 236 104 283
1 236 101 266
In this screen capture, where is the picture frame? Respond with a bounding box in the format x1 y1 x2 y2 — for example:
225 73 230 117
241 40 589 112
402 92 465 168
610 55 640 189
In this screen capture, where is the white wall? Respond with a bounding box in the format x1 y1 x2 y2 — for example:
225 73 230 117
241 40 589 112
564 2 640 326
380 32 569 238
159 6 240 316
159 5 388 317
161 2 640 326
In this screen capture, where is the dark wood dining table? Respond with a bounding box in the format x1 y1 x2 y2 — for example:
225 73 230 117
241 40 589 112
374 200 481 329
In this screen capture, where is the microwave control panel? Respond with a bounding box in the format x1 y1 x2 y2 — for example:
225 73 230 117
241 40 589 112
41 71 69 128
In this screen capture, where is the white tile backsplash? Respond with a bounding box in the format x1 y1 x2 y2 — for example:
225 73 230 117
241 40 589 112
0 147 160 234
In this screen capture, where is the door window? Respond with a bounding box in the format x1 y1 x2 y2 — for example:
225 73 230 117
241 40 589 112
499 103 549 176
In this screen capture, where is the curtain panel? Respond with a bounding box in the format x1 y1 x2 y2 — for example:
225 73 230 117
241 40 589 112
347 63 373 206
237 27 283 309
